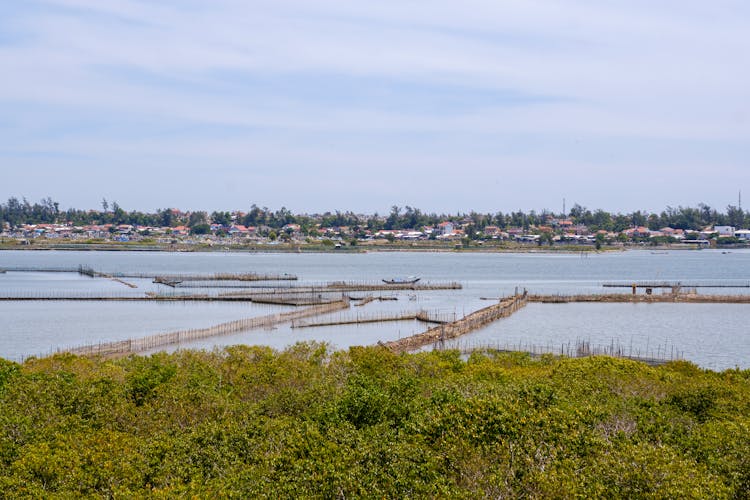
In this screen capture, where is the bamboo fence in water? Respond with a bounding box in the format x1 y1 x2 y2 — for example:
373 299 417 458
291 309 456 329
383 293 528 354
60 298 350 358
453 339 681 366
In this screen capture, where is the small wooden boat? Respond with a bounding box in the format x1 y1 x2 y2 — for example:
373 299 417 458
382 276 420 285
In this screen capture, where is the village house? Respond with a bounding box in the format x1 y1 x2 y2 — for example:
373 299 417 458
282 223 301 235
402 231 425 240
227 224 250 237
699 227 718 239
318 227 341 238
437 221 454 235
146 226 168 236
655 227 685 240
550 218 574 229
571 224 589 235
82 225 110 238
714 226 736 237
624 226 651 239
515 233 540 243
483 226 501 238
374 229 395 239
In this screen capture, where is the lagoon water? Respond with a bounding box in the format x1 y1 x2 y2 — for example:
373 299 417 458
1 249 749 370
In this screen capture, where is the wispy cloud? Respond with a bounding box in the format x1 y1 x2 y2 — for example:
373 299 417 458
1 0 748 212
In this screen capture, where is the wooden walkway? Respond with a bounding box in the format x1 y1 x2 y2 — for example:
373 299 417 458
217 282 462 293
323 281 462 292
528 293 750 304
379 293 750 363
218 282 462 295
376 293 687 365
382 294 528 354
602 281 750 288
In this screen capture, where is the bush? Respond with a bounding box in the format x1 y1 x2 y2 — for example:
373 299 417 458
0 346 748 496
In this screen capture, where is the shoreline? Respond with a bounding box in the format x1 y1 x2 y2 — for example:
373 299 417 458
0 241 734 254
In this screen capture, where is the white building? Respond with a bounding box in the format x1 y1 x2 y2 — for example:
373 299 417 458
438 221 454 235
734 229 750 240
714 226 736 237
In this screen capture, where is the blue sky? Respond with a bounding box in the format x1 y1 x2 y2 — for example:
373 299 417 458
1 0 748 214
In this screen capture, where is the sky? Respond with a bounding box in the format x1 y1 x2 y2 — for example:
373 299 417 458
1 0 748 214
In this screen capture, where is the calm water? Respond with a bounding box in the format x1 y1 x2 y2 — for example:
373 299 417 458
1 249 749 369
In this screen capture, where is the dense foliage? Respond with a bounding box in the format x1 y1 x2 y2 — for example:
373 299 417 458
2 196 748 232
1 345 748 498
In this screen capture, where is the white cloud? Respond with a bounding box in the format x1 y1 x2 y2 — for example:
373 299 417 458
1 0 748 211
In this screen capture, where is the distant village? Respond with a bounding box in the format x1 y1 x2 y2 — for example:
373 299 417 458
3 205 749 248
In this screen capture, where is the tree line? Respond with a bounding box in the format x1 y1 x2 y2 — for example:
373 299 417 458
1 196 748 232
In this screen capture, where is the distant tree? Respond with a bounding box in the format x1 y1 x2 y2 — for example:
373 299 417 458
698 203 719 227
403 206 424 229
631 211 647 227
569 203 586 220
111 202 126 224
188 211 208 229
539 232 554 247
647 213 660 231
726 205 745 229
243 204 264 227
493 211 507 228
591 209 612 231
211 211 232 226
190 223 210 235
157 208 174 227
510 211 526 228
595 233 605 250
384 206 401 230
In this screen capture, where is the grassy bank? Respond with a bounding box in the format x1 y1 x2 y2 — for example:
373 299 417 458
1 345 748 497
